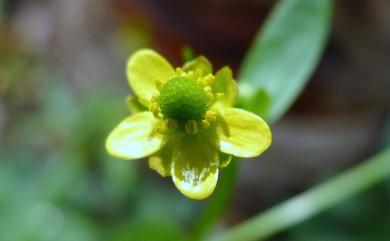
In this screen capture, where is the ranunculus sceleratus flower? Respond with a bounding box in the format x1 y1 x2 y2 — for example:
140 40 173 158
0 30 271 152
106 49 272 199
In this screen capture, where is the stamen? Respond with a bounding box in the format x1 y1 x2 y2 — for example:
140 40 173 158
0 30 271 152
176 67 183 75
203 74 215 85
149 102 159 117
197 78 208 86
185 120 198 134
187 71 194 78
152 122 166 135
205 110 217 122
166 119 178 130
206 92 214 104
201 119 211 129
204 86 212 92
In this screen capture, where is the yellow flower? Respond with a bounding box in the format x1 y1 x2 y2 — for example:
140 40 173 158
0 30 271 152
106 49 272 200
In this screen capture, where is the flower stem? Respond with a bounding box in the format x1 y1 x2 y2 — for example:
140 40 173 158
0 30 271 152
190 160 238 241
207 147 390 241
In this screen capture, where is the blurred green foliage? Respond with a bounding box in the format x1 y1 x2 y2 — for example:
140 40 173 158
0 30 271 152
0 52 197 240
1 0 389 240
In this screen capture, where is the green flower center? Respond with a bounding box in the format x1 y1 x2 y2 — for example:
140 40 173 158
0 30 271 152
159 76 207 124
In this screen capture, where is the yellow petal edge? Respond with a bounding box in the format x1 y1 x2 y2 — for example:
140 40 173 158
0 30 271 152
218 108 272 158
171 133 219 200
172 162 219 200
127 49 175 104
106 112 163 160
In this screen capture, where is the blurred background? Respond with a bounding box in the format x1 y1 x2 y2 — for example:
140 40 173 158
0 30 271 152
0 0 389 240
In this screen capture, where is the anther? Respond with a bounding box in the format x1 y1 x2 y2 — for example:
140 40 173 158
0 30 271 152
203 74 215 85
155 126 165 134
204 86 212 92
205 110 217 122
197 78 208 86
185 120 198 134
206 92 214 104
166 119 178 130
187 71 194 78
151 122 166 135
149 102 159 117
176 67 183 75
201 119 211 129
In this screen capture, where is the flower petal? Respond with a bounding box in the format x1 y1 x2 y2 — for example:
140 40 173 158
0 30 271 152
127 49 175 103
182 56 213 76
148 143 173 177
212 66 237 108
219 152 232 168
218 108 272 158
171 131 219 200
106 112 163 160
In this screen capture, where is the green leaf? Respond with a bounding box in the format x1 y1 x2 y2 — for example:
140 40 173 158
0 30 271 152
192 0 333 239
238 0 333 122
237 88 270 119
